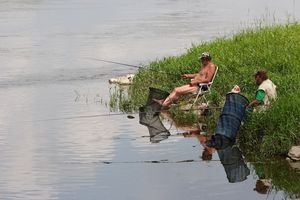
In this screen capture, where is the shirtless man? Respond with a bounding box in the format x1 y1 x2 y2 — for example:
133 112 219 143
154 52 216 108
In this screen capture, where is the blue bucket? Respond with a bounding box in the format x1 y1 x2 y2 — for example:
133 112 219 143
215 93 249 140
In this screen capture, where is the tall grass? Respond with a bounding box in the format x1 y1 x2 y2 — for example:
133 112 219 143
240 91 300 156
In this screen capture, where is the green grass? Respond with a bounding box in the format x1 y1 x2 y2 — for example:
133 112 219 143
112 23 300 157
131 23 300 102
239 91 300 156
128 23 300 153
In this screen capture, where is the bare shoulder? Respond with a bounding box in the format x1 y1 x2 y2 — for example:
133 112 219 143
208 62 216 71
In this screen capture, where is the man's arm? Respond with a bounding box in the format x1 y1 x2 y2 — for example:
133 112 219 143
190 64 215 86
182 73 197 78
247 99 262 108
246 90 265 108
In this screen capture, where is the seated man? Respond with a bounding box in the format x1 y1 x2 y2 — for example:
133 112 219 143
154 52 216 108
246 70 277 111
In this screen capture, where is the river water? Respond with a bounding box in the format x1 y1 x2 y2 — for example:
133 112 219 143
0 0 299 200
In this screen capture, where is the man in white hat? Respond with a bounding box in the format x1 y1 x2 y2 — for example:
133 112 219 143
154 52 216 108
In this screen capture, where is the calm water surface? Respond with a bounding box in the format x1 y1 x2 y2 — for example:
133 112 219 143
0 0 299 199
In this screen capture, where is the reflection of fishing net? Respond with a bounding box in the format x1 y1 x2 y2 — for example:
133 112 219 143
139 105 170 143
217 144 250 183
139 87 170 143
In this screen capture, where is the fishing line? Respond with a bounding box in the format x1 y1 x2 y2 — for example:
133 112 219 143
67 159 222 165
87 57 141 69
23 106 223 123
67 159 272 165
24 112 134 123
71 132 189 142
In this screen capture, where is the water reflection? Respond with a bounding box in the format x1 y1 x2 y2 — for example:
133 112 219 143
138 87 171 143
139 104 171 143
182 130 215 161
139 88 250 183
207 135 250 183
180 128 250 183
140 115 250 183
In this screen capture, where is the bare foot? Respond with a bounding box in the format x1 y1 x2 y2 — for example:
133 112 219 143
152 98 164 106
153 98 172 110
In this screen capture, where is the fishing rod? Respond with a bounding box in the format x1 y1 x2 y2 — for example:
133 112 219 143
86 57 181 77
87 57 141 69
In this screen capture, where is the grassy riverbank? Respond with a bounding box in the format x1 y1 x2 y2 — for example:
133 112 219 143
117 23 300 157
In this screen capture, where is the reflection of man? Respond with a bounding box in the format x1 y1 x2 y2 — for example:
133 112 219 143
159 110 215 160
254 179 272 194
183 130 215 161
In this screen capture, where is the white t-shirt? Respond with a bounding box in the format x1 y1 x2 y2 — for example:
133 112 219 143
258 79 277 107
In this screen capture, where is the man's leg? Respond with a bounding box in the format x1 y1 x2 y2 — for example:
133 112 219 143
162 84 198 107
